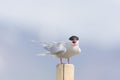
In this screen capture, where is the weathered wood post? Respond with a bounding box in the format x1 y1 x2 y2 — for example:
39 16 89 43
56 64 74 80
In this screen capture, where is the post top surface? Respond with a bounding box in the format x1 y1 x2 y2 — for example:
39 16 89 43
56 64 74 67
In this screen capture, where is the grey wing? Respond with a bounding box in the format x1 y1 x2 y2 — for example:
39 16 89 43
44 42 67 55
42 42 57 51
51 43 66 54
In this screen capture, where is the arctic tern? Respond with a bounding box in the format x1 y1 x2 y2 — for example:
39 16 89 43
38 36 81 64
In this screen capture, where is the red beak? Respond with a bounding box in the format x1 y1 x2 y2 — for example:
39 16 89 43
72 41 76 45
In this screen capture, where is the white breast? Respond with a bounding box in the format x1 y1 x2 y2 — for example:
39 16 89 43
55 42 81 58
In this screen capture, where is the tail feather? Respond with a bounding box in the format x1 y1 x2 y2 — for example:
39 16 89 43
36 52 58 58
36 52 51 56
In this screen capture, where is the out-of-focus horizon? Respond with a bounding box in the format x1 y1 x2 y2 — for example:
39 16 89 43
0 0 120 80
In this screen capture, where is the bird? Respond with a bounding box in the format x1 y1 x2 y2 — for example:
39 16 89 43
38 36 81 64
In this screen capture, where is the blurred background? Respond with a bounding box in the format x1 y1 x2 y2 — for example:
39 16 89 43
0 0 120 80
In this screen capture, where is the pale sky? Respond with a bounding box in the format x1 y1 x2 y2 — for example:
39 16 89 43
0 0 120 80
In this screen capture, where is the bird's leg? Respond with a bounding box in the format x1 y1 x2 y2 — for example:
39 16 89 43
67 58 70 64
60 58 63 64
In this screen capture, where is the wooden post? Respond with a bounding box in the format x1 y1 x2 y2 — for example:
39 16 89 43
56 64 74 80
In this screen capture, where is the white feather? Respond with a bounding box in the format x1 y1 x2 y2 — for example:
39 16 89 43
39 41 81 59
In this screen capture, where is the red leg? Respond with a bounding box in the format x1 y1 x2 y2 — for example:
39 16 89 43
60 58 63 64
68 58 70 64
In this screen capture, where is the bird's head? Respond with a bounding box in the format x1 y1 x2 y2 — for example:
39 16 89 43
69 36 79 46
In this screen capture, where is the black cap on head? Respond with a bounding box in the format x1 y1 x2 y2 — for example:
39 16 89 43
69 36 79 40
